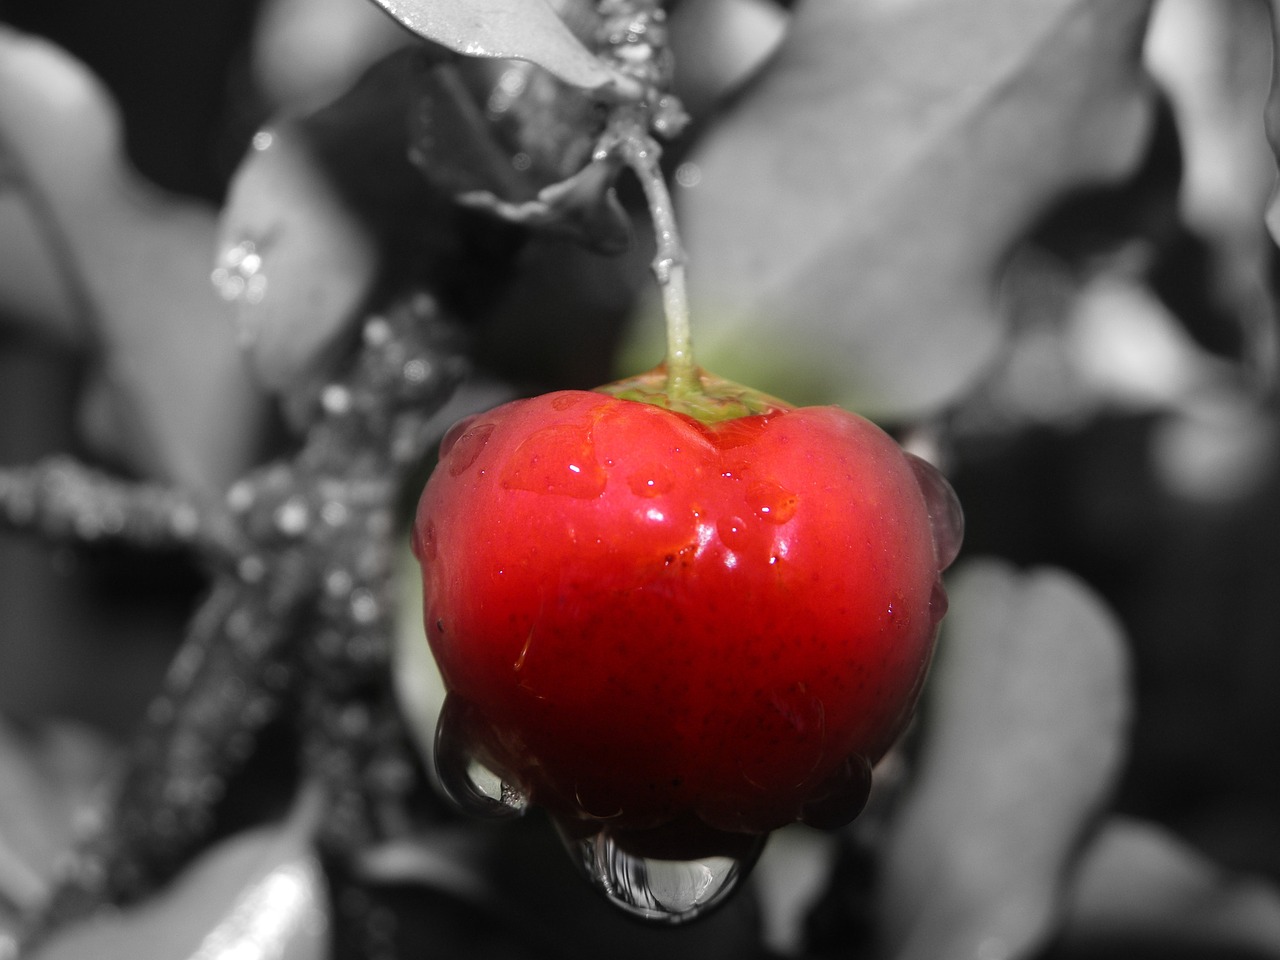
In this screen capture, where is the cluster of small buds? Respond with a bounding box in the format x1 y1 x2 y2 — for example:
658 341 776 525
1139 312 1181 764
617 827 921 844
597 0 670 77
596 0 689 138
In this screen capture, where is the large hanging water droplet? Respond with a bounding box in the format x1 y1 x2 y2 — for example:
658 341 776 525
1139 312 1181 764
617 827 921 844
904 453 965 570
564 827 765 924
433 694 528 819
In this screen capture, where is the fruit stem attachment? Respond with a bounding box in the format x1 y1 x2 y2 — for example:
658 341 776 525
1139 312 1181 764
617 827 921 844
615 125 696 399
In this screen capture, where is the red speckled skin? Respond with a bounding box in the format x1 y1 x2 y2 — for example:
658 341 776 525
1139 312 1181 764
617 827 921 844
414 390 944 839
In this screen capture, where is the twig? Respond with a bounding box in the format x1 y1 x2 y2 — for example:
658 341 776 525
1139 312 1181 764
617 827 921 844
0 457 244 563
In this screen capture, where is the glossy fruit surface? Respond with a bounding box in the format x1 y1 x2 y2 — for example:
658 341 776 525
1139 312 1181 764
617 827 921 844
412 375 960 855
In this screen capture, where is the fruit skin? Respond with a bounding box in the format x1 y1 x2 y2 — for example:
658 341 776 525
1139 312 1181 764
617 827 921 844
413 386 949 844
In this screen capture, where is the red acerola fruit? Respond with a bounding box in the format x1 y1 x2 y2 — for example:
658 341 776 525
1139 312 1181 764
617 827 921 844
412 369 961 920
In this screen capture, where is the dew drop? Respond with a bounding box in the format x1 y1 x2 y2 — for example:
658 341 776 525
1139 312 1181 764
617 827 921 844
413 519 437 562
550 393 588 411
716 515 750 551
746 479 799 524
274 497 310 536
627 463 676 497
433 694 528 820
799 754 873 830
565 828 764 924
442 419 494 476
500 423 607 498
904 453 965 570
929 578 950 624
321 383 352 415
438 416 477 457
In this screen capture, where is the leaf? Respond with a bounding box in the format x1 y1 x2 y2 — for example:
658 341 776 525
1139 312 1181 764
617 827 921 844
0 721 116 925
216 119 379 399
877 559 1131 960
636 0 1156 420
0 190 79 342
251 0 415 111
405 58 628 252
368 0 633 96
1061 816 1280 955
1258 1 1280 262
27 788 328 960
0 26 268 495
1146 0 1279 376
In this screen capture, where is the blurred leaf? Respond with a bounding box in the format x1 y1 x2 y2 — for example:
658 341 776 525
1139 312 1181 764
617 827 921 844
405 60 628 252
0 26 268 495
216 119 379 399
751 825 840 957
218 48 554 412
878 559 1131 960
638 0 1155 420
1146 0 1279 383
0 191 79 343
367 0 632 95
28 789 328 960
0 720 115 924
251 0 415 111
666 0 789 120
1256 0 1280 258
1060 816 1280 955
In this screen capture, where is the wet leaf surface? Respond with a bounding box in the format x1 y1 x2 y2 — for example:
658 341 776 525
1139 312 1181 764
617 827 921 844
0 719 116 935
0 26 267 494
639 0 1156 420
1057 816 1280 957
877 559 1131 960
27 790 328 960
368 0 628 94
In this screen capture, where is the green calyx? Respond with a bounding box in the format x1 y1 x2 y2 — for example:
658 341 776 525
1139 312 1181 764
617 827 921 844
597 365 791 424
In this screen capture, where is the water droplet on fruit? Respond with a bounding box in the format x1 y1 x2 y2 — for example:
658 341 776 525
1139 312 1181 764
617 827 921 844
627 463 675 497
565 828 764 924
445 421 495 477
716 515 750 551
551 393 587 411
746 480 799 524
929 578 950 623
434 694 528 819
501 423 607 498
413 518 437 561
799 755 873 830
904 453 964 570
439 415 479 458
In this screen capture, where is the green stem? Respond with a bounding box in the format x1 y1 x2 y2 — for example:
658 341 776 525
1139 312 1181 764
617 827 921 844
617 125 696 398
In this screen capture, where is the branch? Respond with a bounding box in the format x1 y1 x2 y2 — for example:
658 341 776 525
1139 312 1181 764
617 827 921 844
0 457 244 562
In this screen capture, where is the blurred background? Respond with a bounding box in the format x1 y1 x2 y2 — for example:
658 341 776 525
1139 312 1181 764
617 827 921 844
2 0 1280 958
